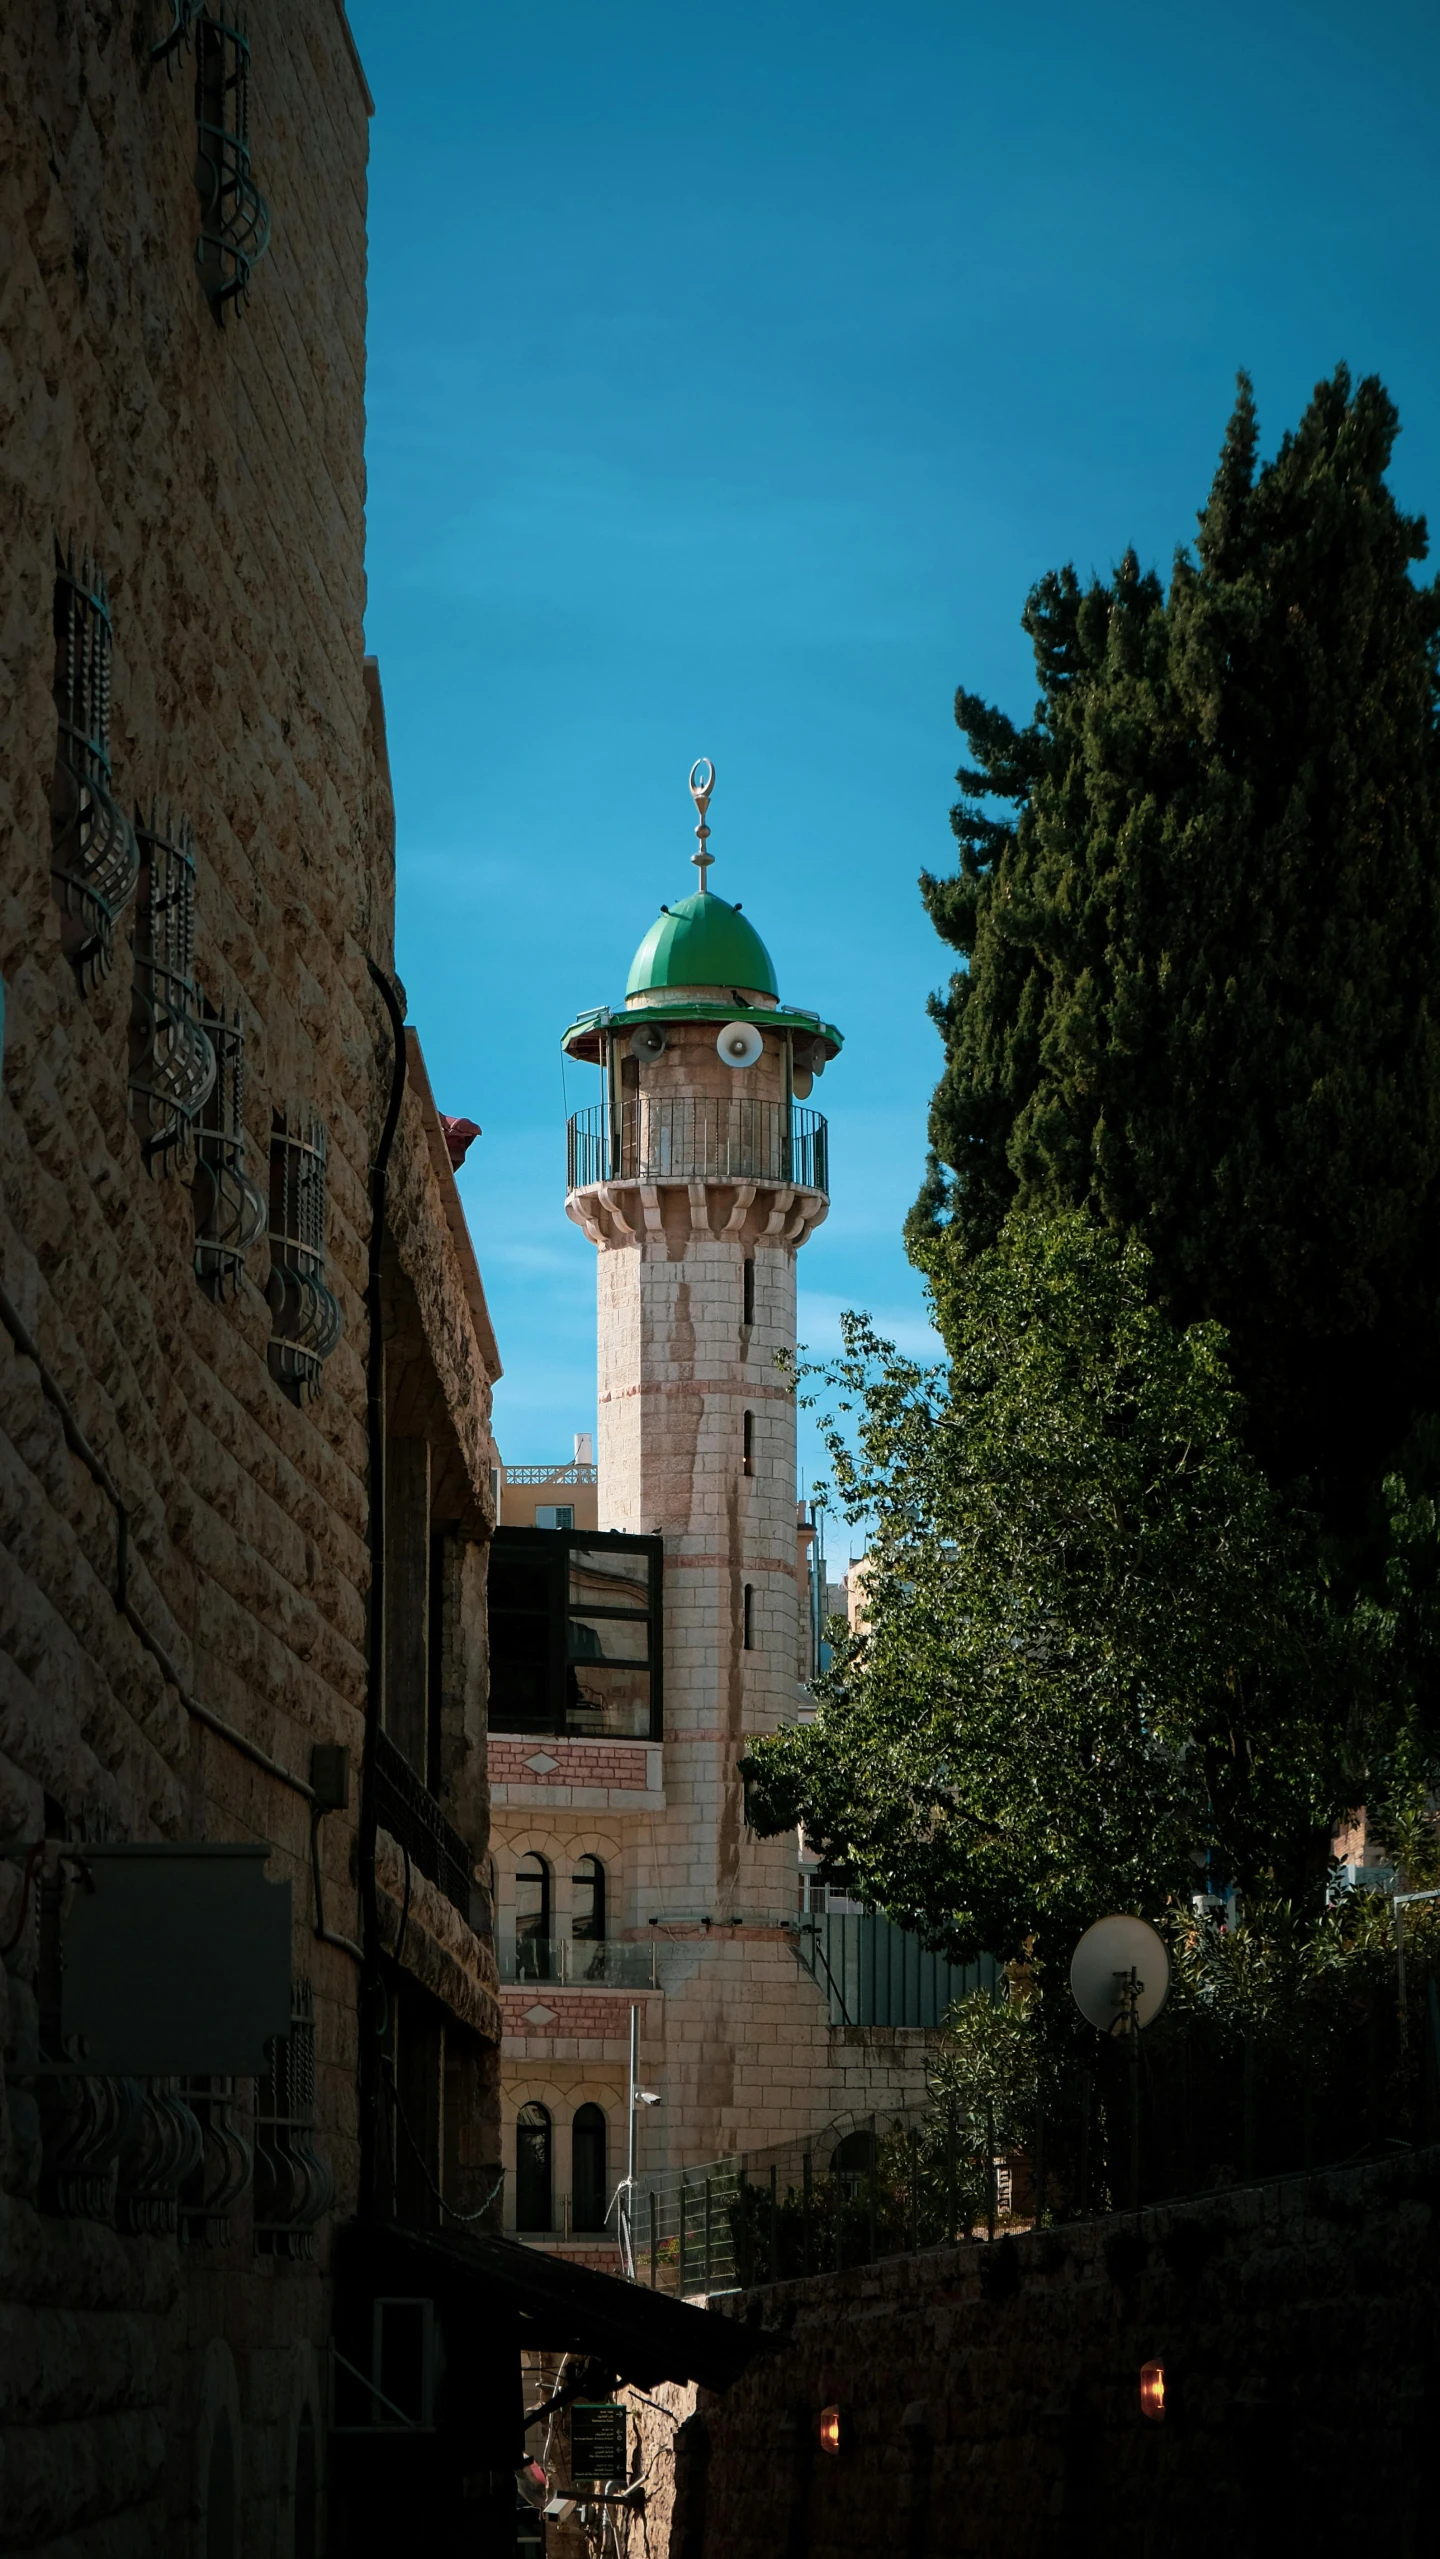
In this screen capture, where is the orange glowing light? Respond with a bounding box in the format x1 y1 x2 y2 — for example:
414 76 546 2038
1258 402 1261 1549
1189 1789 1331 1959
1139 2361 1166 2422
818 2404 844 2455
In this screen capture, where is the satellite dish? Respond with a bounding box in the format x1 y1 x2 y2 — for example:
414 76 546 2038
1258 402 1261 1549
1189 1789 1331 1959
630 1024 666 1060
717 1020 763 1070
1069 1915 1170 2035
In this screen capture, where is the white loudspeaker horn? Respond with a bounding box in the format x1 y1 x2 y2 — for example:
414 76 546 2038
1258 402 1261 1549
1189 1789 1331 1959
1069 1915 1170 2035
792 1067 814 1100
717 1020 764 1070
630 1024 667 1060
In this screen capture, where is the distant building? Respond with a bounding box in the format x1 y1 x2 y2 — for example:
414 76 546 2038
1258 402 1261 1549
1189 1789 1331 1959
486 775 972 2258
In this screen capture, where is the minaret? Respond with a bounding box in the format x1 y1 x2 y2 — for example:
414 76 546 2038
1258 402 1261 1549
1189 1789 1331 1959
562 767 840 2149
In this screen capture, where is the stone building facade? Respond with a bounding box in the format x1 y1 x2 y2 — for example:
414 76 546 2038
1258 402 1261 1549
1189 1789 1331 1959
487 788 958 2259
0 7 507 2549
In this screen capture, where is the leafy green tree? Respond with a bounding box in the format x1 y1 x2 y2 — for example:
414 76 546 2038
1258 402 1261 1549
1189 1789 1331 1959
745 1212 1365 1961
912 368 1440 1525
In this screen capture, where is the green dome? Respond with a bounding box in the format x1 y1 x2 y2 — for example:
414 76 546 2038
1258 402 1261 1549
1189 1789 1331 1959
626 892 779 1000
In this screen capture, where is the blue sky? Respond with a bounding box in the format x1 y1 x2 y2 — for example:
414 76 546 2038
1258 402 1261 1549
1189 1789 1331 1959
348 0 1440 1520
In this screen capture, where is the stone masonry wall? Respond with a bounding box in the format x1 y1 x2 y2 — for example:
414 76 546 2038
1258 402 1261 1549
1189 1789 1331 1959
0 7 497 2553
618 2148 1440 2559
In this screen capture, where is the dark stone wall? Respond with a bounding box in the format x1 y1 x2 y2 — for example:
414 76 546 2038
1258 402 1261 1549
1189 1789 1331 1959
622 2147 1440 2559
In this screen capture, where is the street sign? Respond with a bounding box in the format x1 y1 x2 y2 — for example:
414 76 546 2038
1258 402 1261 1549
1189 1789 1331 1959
570 2403 627 2486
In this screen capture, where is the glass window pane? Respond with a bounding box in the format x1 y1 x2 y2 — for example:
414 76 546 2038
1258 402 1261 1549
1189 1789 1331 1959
569 1547 650 1609
568 1613 648 1664
572 2103 607 2231
516 2102 552 2230
564 1661 652 1739
572 1855 605 1941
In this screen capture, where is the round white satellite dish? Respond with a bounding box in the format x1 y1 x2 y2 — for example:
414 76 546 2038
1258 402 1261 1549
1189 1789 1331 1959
1069 1915 1170 2035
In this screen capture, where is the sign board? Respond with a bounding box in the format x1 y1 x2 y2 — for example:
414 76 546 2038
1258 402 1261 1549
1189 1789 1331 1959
570 2402 628 2486
61 1844 292 2074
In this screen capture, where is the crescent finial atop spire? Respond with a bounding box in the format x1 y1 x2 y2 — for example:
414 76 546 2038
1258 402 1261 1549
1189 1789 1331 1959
689 758 716 892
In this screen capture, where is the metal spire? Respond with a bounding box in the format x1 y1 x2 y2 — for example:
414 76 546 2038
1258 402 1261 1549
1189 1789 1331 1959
689 758 716 891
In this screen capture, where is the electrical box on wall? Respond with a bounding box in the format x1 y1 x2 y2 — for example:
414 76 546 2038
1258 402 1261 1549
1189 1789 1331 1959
60 1843 292 2074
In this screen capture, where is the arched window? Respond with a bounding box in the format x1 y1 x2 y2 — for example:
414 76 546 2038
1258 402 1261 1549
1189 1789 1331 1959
572 1854 606 1940
743 1585 754 1651
515 1852 551 1981
516 2101 552 2230
831 2126 876 2196
742 1410 754 1476
572 2103 608 2232
205 2407 237 2559
572 1853 606 1981
293 2406 318 2559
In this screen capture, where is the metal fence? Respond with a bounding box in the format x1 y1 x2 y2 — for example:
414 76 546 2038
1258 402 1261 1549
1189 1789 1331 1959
566 1100 827 1195
797 1913 998 2028
627 1936 1440 2294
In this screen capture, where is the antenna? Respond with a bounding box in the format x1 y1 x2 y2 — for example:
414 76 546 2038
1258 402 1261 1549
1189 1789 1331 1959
689 758 716 891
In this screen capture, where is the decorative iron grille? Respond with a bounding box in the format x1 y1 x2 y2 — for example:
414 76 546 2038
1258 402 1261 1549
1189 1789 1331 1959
50 542 138 991
254 1979 332 2258
373 1727 474 1923
130 807 216 1173
566 1099 827 1195
193 13 270 315
193 996 265 1297
115 2079 205 2235
179 2074 252 2245
267 1113 342 1399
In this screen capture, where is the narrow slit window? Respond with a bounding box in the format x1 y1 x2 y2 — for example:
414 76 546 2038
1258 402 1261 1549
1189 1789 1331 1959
515 2101 552 2232
742 1258 755 1327
742 1410 754 1477
515 1853 551 1980
743 1584 755 1651
572 2104 608 2233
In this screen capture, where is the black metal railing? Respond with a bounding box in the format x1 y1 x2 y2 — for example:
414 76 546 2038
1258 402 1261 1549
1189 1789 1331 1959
373 1729 474 1923
567 1099 827 1195
633 1945 1440 2293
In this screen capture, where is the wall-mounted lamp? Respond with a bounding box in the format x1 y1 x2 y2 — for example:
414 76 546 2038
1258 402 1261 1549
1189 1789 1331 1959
1139 2361 1166 2422
818 2404 847 2455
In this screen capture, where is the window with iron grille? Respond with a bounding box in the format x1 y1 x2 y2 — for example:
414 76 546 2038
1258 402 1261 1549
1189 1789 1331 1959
193 996 265 1297
193 14 270 316
254 1980 333 2258
267 1113 342 1400
50 542 138 991
130 806 216 1174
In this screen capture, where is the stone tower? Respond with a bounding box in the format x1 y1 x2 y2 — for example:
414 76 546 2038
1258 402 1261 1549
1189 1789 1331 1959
565 763 835 1942
489 767 954 2234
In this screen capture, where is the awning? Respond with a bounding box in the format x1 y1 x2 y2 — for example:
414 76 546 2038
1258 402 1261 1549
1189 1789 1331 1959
337 2218 766 2393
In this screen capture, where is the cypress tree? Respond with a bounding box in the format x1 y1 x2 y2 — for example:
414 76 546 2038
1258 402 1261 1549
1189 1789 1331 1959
913 368 1440 1521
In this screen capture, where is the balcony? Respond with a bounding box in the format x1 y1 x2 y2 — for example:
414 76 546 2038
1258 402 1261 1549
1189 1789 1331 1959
567 1098 827 1196
373 1727 474 1923
499 1936 658 1989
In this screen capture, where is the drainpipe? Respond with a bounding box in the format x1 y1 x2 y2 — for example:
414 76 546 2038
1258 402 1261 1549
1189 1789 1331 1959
358 957 407 2218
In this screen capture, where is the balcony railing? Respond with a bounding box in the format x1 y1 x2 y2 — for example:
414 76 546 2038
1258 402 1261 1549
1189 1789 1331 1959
499 1937 658 1989
567 1098 827 1195
373 1728 474 1923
